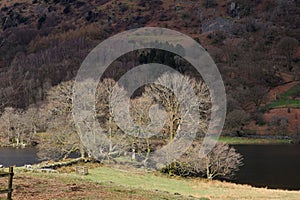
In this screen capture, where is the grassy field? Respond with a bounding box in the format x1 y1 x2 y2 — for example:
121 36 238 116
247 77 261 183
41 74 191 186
218 136 292 144
85 166 300 199
2 164 300 200
0 164 300 200
0 163 300 200
0 172 183 200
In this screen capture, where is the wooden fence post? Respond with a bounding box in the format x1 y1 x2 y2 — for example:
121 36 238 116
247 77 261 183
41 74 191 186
7 167 13 200
0 166 14 200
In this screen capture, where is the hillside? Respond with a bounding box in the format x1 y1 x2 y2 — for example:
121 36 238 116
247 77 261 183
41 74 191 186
0 1 300 198
0 0 299 137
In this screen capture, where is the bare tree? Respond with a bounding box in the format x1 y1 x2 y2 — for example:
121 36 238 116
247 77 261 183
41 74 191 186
0 107 29 147
222 42 240 67
248 85 269 108
37 115 82 160
292 122 300 144
190 143 243 180
0 107 16 145
129 96 166 164
269 115 289 135
277 37 299 71
38 81 87 160
143 72 211 142
94 78 130 160
0 105 49 147
0 91 9 113
162 143 243 180
225 109 249 136
42 78 130 161
22 106 46 144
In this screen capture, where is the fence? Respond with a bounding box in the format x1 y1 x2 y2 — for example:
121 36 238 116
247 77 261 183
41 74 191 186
0 167 14 200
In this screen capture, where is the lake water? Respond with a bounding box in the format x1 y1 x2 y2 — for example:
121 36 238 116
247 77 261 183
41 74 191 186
232 144 300 190
0 147 38 167
0 145 299 190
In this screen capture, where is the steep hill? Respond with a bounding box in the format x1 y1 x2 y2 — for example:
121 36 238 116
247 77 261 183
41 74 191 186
0 0 299 135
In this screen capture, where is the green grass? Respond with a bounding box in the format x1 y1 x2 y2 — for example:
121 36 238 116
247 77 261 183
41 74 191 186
9 171 187 200
268 99 300 109
218 136 292 144
268 83 300 109
11 164 300 200
281 84 300 99
86 167 197 196
80 166 300 200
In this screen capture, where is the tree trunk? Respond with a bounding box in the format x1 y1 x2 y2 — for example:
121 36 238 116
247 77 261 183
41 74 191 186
16 131 20 146
143 139 151 165
109 115 113 153
16 137 19 146
79 143 85 159
169 114 174 141
206 157 212 179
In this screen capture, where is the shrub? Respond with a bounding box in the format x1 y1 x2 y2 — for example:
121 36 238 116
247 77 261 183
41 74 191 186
203 0 218 8
207 31 226 44
63 5 71 14
37 14 47 30
161 161 193 177
269 116 289 135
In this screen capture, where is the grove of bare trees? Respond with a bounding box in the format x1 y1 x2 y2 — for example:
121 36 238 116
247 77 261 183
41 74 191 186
0 106 43 147
0 69 216 168
161 142 243 180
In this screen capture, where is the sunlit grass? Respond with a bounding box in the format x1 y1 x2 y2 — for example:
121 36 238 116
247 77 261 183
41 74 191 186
86 166 196 196
268 83 300 108
12 164 300 200
268 99 300 108
81 166 300 200
218 136 292 144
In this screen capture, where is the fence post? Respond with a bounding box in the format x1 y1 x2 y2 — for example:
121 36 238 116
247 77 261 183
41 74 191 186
7 167 13 200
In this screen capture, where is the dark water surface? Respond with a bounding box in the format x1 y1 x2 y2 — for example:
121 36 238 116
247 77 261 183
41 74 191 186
0 147 38 167
232 144 300 190
0 145 299 190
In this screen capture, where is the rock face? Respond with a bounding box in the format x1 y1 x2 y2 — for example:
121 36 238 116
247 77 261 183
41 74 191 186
228 2 239 18
202 17 233 33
